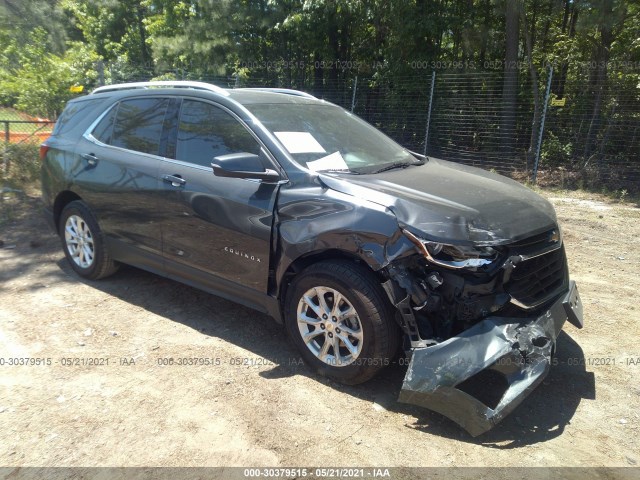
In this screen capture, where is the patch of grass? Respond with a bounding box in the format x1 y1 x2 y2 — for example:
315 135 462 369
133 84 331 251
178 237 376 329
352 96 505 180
1 140 41 231
0 201 18 228
0 107 30 121
0 107 53 133
1 141 41 188
538 185 640 208
2 123 52 134
510 167 640 206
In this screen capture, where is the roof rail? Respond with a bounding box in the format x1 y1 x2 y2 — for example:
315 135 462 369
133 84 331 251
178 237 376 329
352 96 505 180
236 88 317 99
92 81 229 96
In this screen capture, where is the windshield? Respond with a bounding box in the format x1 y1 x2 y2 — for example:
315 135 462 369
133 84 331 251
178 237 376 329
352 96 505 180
246 103 422 174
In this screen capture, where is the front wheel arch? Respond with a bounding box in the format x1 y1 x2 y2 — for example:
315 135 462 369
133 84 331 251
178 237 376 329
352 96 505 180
284 260 400 384
277 249 384 317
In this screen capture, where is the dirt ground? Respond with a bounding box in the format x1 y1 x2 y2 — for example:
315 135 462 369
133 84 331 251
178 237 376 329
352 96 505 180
0 185 639 471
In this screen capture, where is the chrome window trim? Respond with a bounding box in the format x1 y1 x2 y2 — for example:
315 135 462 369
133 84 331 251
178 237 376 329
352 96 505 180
82 95 288 182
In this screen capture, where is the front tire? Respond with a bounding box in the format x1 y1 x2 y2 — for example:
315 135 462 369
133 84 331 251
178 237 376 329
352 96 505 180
285 261 400 384
59 201 118 280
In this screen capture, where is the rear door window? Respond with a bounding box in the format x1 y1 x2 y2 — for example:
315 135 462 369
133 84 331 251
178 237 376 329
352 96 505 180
92 98 169 156
91 105 117 145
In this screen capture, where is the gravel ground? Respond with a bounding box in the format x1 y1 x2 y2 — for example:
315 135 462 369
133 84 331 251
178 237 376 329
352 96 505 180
0 187 638 475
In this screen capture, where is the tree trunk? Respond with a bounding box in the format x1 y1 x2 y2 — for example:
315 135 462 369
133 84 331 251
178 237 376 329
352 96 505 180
583 0 614 160
520 2 541 169
554 0 579 98
327 9 339 102
136 4 151 66
313 51 324 98
501 0 520 154
479 0 492 65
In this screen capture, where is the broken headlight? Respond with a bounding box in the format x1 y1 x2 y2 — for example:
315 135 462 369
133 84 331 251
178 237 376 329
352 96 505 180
402 229 499 270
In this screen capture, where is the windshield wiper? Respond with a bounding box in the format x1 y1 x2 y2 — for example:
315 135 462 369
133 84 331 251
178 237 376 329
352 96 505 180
371 162 415 174
320 169 360 175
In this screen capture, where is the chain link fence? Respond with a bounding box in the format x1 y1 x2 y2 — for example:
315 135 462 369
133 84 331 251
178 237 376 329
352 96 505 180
1 120 53 181
146 66 637 193
542 69 640 191
3 64 638 192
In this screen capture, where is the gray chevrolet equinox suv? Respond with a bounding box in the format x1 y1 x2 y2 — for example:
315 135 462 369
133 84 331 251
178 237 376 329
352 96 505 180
41 81 583 436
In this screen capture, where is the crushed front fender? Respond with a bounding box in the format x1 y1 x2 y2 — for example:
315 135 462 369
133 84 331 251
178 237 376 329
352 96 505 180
398 281 583 437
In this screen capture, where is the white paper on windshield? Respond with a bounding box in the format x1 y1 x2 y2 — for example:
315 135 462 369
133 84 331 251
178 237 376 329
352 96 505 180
274 131 326 154
306 151 349 172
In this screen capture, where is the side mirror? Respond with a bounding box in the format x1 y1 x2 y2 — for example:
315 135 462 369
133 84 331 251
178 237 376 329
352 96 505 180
212 152 280 182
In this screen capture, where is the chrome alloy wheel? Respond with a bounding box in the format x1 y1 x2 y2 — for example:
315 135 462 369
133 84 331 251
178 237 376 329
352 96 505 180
296 286 364 367
64 215 95 269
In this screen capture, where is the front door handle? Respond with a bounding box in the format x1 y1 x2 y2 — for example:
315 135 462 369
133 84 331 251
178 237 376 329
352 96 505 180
163 174 186 187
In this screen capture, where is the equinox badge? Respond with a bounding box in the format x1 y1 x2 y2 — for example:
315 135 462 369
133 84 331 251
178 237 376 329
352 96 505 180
224 247 262 263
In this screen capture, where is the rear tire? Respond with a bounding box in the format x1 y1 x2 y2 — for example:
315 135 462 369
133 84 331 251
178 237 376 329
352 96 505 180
285 261 400 384
59 201 119 280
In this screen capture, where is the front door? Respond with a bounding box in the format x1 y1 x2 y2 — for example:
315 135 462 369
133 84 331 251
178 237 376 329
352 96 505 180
159 99 280 295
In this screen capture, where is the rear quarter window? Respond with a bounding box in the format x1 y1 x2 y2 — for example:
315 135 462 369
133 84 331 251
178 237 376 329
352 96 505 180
53 98 107 136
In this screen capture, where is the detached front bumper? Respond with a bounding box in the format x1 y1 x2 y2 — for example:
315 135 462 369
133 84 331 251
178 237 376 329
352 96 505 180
398 281 583 437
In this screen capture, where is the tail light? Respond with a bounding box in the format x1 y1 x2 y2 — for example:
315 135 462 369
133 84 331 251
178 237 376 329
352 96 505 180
39 144 50 161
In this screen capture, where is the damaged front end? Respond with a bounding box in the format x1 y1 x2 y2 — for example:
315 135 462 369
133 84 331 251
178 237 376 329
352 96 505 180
382 227 584 436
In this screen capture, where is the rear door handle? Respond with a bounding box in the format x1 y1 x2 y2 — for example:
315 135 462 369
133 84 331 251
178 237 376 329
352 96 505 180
81 153 99 167
163 174 186 187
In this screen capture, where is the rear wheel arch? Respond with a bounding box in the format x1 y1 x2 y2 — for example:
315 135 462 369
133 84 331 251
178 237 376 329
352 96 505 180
53 191 82 234
58 200 119 280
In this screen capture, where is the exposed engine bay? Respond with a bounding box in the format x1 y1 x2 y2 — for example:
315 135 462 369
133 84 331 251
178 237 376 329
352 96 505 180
380 227 583 436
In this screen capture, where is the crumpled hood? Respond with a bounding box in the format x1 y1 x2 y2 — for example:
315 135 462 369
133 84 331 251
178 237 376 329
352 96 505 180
318 157 557 244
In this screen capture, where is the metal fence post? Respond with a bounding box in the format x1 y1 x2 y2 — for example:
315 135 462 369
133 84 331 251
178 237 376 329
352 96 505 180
2 121 9 176
350 76 358 112
423 71 436 156
597 98 617 168
532 66 553 184
97 60 105 86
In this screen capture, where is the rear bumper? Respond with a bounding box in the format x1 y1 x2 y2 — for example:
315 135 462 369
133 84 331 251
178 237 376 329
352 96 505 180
398 281 583 437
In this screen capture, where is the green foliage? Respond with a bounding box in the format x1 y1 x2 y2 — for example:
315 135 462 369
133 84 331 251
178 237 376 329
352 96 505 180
61 0 152 65
144 0 235 75
0 28 99 118
2 1 638 95
150 72 179 81
0 0 637 185
0 0 69 54
541 131 573 167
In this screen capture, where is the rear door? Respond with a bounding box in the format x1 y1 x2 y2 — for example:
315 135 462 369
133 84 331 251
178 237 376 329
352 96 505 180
72 97 174 266
159 98 281 296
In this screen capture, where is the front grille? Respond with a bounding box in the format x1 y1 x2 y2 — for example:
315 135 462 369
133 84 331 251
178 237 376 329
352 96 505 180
510 229 557 248
506 244 568 309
